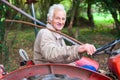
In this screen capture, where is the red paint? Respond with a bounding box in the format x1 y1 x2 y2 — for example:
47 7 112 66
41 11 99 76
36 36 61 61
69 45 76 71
0 64 111 80
108 53 120 79
75 56 99 70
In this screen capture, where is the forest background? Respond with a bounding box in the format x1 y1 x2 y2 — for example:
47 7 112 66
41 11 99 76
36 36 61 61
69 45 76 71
0 0 120 72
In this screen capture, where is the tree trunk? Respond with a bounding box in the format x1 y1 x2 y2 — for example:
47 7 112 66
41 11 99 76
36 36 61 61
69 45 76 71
68 0 80 38
103 0 120 34
67 1 76 37
87 1 95 27
110 11 120 33
0 22 5 64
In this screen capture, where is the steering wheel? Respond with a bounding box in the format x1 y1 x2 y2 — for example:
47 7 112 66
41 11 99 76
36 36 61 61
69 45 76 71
94 39 120 56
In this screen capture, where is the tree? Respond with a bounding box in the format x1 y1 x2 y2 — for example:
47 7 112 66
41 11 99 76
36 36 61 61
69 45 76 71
94 0 120 34
0 1 9 65
86 0 95 27
68 0 81 38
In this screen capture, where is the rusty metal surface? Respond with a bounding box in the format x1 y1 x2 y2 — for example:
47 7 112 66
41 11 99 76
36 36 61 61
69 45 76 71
1 64 111 80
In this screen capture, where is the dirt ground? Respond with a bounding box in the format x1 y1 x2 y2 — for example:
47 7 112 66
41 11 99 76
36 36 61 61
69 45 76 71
92 53 109 72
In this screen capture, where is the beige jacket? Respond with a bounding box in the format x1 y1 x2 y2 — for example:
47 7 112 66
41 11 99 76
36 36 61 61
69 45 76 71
33 23 81 64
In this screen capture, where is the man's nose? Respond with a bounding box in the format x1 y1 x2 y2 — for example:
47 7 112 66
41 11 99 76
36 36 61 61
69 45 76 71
59 19 62 23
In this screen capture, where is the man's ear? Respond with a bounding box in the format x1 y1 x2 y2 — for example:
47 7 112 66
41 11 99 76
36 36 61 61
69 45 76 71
47 17 51 23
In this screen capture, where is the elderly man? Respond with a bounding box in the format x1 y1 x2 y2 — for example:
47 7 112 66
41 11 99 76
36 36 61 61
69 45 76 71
33 4 96 65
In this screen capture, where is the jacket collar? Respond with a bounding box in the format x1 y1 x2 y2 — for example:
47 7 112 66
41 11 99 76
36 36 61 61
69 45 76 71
46 23 55 31
46 23 63 40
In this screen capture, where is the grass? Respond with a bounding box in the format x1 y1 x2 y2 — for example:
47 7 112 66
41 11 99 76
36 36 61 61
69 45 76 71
63 27 116 48
93 13 114 29
4 28 36 71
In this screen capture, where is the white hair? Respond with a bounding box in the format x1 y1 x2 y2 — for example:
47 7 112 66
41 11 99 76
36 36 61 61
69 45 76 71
47 4 66 21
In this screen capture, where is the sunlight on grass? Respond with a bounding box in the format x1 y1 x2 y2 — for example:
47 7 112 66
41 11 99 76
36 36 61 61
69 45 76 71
93 13 114 27
93 13 113 21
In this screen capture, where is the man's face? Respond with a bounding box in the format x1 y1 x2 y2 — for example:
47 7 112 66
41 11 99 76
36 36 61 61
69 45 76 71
50 9 66 31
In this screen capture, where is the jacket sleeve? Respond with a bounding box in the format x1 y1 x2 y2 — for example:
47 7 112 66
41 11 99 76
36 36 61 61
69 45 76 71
39 29 81 63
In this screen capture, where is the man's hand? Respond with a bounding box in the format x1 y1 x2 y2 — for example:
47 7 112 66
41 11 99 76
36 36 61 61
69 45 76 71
78 43 96 55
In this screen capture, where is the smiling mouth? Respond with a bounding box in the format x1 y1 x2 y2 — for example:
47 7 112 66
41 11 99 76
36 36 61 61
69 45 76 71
57 23 62 26
57 23 63 27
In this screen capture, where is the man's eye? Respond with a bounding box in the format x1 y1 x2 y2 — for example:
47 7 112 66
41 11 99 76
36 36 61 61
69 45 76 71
56 17 59 20
62 18 65 20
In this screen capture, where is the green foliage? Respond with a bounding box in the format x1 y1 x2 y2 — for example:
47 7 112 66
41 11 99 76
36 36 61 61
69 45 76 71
0 2 5 51
94 0 119 12
0 2 9 66
60 0 72 12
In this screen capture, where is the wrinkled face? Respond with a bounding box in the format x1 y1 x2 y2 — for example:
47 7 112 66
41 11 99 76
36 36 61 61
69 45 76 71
50 9 66 31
